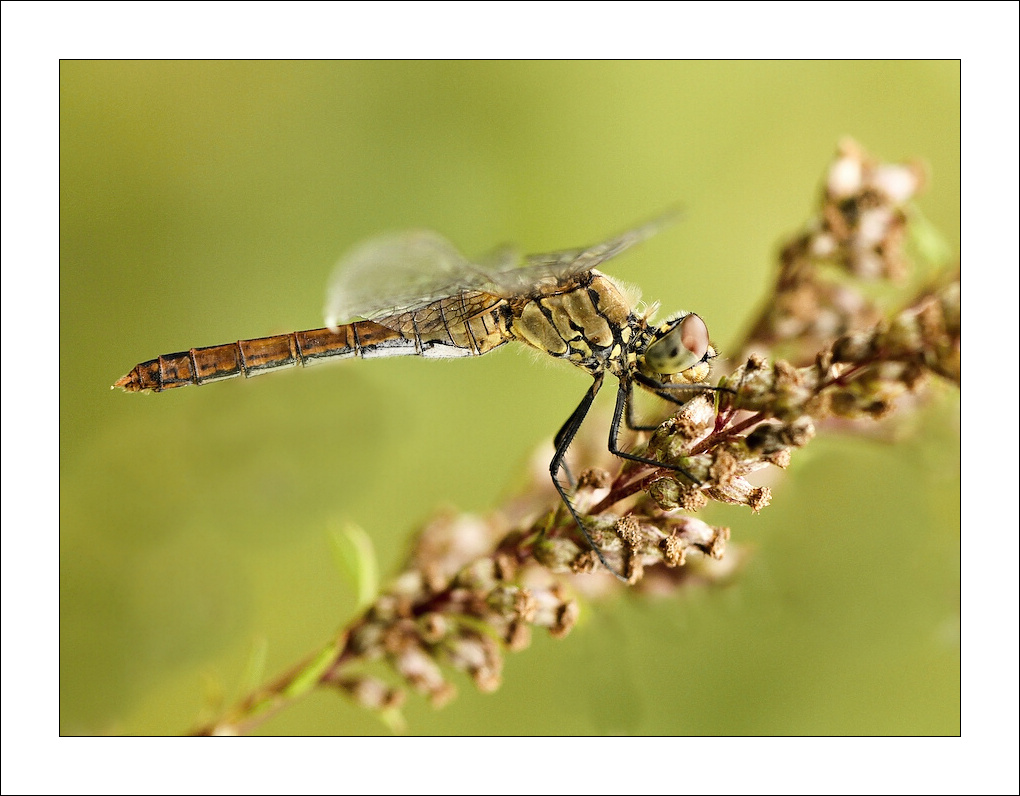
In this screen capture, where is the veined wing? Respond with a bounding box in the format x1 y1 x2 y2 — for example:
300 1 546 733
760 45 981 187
324 230 501 331
483 209 680 296
324 210 678 333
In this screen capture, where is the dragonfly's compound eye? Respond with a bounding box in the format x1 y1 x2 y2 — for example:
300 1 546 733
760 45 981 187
643 313 711 375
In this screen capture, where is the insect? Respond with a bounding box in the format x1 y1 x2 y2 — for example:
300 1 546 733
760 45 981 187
115 214 717 579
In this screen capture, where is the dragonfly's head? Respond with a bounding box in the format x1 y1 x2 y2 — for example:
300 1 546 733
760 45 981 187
639 312 714 384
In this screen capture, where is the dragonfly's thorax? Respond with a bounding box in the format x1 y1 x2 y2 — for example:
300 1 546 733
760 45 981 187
504 270 643 376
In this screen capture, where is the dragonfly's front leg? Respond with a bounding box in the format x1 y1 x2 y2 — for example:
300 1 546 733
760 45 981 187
632 371 727 405
549 373 627 581
610 378 703 485
624 380 661 432
628 372 734 435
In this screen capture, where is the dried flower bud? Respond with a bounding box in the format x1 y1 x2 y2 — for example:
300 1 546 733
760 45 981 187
531 585 579 638
454 557 499 591
550 599 579 639
647 476 681 511
394 645 447 696
333 675 405 711
667 517 730 559
615 515 643 549
446 632 503 693
872 163 923 203
429 682 457 709
706 474 765 509
659 535 686 567
533 535 583 572
832 331 876 363
419 612 449 644
570 549 599 574
646 477 709 512
828 153 863 199
493 552 517 582
748 486 772 513
670 394 716 441
505 620 531 651
577 467 612 489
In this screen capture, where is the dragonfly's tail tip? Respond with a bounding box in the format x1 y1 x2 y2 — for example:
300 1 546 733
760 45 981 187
113 371 140 393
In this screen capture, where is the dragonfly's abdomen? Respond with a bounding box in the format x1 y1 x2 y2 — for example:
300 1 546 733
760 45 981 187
114 320 477 393
508 272 635 375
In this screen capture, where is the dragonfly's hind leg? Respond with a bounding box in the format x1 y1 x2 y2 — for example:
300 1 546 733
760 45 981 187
552 403 581 489
549 373 628 582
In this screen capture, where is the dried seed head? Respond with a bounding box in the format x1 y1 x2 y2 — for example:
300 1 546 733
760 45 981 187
615 515 643 550
514 587 538 623
764 449 792 469
394 645 447 696
672 517 716 547
670 394 716 441
471 668 501 693
659 535 686 568
533 536 583 572
570 549 599 574
785 418 815 447
453 557 500 591
348 621 385 657
333 675 406 712
625 553 644 584
419 612 449 644
671 518 730 559
429 682 457 709
706 474 764 509
550 599 580 639
828 151 864 199
745 421 788 454
505 620 532 651
872 162 924 203
708 447 742 484
832 331 877 363
647 476 681 511
647 396 715 463
748 486 772 514
531 585 579 638
646 476 709 512
493 552 517 582
446 632 503 693
577 467 613 489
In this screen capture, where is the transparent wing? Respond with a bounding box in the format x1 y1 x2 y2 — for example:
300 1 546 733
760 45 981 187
324 230 495 330
372 291 508 340
483 209 680 296
324 210 679 330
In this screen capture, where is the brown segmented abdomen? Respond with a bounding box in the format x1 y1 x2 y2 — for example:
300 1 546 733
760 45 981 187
114 315 508 393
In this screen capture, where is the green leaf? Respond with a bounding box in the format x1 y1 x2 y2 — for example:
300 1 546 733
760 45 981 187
908 205 953 270
329 520 380 609
281 643 341 699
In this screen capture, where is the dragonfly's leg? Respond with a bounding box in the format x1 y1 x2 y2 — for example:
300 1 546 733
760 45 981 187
625 380 661 432
549 374 626 581
609 380 702 486
634 372 734 405
552 408 579 489
628 375 731 430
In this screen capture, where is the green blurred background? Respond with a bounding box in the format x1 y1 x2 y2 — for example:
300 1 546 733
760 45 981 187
60 61 959 735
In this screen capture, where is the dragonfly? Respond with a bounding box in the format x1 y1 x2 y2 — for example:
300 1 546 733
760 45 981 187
115 214 717 579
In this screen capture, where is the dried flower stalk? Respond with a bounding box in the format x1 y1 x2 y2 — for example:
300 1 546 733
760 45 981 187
191 139 959 735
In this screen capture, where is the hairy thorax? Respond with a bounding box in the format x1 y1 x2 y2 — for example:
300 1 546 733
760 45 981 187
505 271 640 377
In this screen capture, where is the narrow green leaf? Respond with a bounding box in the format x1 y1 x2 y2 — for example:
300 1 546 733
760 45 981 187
329 520 380 609
281 643 341 699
